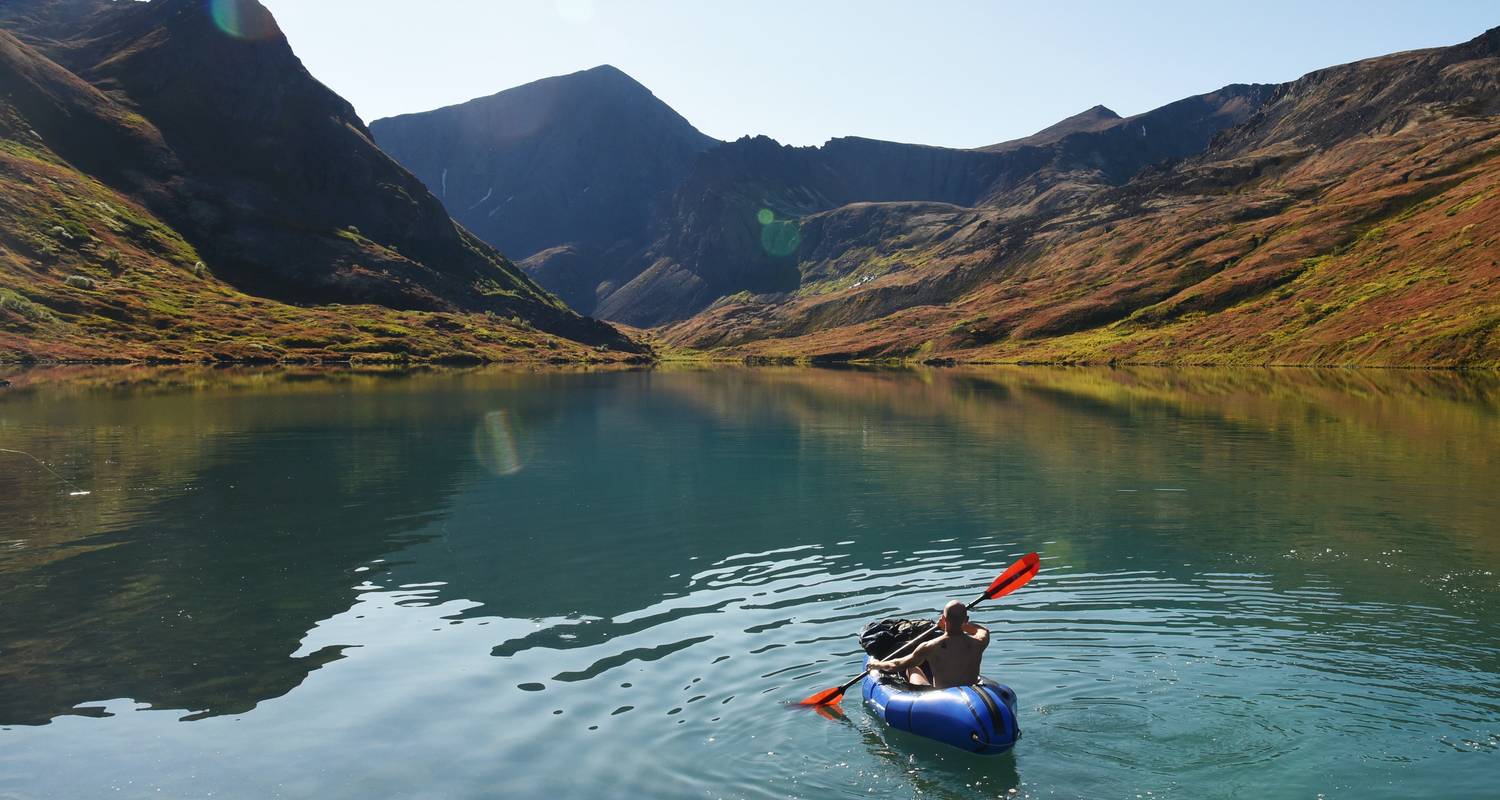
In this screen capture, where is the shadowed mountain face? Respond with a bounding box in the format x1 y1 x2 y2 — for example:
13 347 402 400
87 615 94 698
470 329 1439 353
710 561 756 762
371 66 720 316
0 0 633 353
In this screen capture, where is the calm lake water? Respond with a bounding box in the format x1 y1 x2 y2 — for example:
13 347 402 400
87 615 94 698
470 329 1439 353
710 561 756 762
1 366 1497 799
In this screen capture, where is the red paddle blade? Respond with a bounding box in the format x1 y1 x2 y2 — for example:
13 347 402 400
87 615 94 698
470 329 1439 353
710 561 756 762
983 552 1040 600
797 686 846 706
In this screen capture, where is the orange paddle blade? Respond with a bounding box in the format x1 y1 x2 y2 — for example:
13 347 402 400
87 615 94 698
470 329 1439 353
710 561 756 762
797 686 846 706
983 552 1040 600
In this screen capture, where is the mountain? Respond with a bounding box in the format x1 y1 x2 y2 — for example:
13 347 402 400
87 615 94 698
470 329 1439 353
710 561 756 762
6 2 1495 366
595 84 1271 326
662 29 1500 367
0 0 637 362
370 66 719 315
374 64 1268 327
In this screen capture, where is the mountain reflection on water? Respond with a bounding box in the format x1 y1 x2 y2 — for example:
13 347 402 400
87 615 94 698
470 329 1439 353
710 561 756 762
1 366 1497 799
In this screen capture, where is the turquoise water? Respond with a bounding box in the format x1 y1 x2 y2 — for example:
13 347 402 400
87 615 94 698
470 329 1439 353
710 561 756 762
1 366 1497 799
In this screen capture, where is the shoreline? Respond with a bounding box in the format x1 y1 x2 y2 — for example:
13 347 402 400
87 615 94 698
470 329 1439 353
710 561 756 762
2 354 1496 372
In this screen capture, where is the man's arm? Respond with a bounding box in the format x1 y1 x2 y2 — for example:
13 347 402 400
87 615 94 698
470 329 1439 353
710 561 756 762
965 622 990 645
869 639 938 673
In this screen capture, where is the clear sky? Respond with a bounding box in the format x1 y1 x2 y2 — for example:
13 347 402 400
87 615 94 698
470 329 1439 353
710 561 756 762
260 0 1498 149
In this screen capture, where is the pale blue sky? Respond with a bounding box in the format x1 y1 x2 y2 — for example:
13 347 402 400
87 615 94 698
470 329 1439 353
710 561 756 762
260 1 1497 148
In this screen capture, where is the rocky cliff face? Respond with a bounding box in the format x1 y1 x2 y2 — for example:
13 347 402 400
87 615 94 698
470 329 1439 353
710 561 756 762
1207 29 1500 159
371 65 719 315
591 136 1001 326
0 0 633 352
978 84 1273 211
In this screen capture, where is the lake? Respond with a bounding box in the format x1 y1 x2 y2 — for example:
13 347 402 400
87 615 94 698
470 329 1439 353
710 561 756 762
1 366 1497 799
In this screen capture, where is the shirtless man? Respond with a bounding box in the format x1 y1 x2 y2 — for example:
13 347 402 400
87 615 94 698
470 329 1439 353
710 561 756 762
867 600 989 689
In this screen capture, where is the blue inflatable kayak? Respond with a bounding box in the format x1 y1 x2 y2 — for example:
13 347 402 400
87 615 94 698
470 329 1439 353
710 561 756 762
861 658 1021 755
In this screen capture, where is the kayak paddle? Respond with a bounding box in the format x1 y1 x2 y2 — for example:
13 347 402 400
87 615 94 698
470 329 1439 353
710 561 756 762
796 551 1040 707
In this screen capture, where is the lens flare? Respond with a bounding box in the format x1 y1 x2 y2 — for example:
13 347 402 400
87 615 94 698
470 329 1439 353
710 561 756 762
760 219 801 257
474 411 524 476
209 0 280 41
756 208 801 257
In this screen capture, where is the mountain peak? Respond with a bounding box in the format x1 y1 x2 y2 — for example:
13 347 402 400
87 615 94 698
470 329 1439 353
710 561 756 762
369 67 721 313
556 63 647 91
979 104 1123 152
380 63 670 125
580 63 630 78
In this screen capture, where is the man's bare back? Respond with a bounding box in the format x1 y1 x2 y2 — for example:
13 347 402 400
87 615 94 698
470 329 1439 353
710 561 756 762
868 600 990 689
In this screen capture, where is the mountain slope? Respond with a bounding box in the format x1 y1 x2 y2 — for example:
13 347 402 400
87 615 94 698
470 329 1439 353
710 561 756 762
594 84 1271 327
0 0 636 359
370 66 719 315
0 32 629 362
661 30 1500 367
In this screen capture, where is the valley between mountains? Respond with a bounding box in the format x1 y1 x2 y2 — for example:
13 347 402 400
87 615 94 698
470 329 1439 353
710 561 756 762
2 0 1498 366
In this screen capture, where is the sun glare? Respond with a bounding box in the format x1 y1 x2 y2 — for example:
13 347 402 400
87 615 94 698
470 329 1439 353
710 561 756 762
209 0 280 41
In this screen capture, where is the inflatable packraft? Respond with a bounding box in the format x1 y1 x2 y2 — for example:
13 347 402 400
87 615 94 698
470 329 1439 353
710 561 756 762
858 618 1021 755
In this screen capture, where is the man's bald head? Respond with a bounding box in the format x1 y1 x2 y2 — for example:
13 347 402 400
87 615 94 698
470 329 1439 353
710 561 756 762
942 600 967 630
